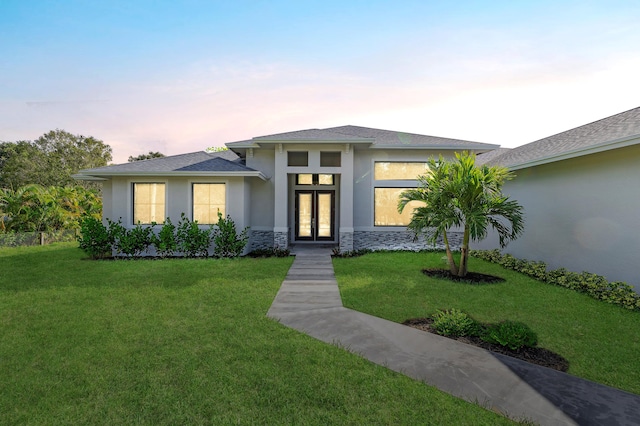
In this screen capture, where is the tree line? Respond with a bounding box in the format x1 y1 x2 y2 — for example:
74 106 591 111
0 129 111 234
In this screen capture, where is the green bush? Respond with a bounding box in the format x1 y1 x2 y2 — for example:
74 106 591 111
118 223 154 257
248 246 291 258
471 249 640 311
212 212 248 258
431 309 482 337
176 213 212 258
77 217 112 259
152 218 177 258
482 320 538 351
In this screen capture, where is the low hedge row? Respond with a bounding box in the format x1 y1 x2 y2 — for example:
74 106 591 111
78 213 248 259
470 249 640 311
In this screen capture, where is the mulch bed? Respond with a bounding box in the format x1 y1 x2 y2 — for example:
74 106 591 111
403 317 569 372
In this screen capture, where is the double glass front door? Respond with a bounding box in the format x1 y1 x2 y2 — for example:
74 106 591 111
295 190 335 241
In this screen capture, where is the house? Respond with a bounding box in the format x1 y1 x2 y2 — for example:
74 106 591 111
74 108 640 290
476 106 640 291
74 126 498 252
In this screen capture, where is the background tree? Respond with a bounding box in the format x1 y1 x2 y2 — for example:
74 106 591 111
128 151 165 162
399 152 524 277
0 129 112 190
0 185 101 233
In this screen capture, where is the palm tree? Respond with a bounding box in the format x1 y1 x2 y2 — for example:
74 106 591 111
399 152 524 277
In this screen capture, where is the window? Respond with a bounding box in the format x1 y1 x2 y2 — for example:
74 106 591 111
133 183 165 224
193 183 226 224
320 151 341 167
288 151 308 166
374 188 423 226
296 174 334 185
374 162 429 180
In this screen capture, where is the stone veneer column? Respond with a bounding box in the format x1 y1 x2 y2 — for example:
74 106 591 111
339 143 354 252
273 144 289 249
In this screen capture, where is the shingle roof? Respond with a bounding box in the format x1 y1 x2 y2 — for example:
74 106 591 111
486 106 640 169
475 148 512 166
75 151 263 178
227 125 498 150
253 128 370 141
326 125 498 149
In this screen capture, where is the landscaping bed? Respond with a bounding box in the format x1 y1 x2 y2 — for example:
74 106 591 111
403 317 569 371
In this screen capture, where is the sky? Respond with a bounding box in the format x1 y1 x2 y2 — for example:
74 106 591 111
1 0 640 163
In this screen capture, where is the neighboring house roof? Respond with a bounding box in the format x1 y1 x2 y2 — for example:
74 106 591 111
486 106 640 170
226 125 499 151
74 151 267 181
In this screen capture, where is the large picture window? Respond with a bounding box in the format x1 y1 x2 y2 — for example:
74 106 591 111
193 183 226 224
374 162 429 180
133 183 165 224
374 188 423 226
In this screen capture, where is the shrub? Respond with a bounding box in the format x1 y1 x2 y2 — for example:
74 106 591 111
471 249 640 311
212 212 248 258
176 213 212 258
331 248 372 258
117 223 154 257
248 246 290 258
152 218 177 258
482 320 538 351
77 217 112 259
431 309 482 337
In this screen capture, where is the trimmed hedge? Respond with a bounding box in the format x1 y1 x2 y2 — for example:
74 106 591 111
471 249 640 311
78 214 248 259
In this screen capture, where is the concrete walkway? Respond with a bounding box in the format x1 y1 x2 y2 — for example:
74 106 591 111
267 246 640 426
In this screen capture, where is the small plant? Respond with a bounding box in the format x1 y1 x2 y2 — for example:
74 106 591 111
77 217 112 259
176 213 212 258
106 218 126 256
117 223 154 257
212 212 248 258
249 246 290 258
431 309 482 337
482 320 538 351
152 218 177 257
331 248 373 258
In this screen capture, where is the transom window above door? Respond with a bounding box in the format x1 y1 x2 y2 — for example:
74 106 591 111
296 174 334 185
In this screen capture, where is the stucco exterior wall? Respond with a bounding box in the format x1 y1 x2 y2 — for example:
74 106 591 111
352 149 459 230
102 175 250 231
475 143 640 291
245 149 275 231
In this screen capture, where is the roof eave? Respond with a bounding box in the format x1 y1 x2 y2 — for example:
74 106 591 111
252 138 372 144
370 144 500 151
73 171 268 181
507 134 640 171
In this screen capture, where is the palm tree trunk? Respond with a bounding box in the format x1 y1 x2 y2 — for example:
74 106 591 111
458 226 470 277
442 230 458 275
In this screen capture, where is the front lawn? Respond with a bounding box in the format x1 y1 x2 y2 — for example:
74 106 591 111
334 251 640 395
0 244 513 425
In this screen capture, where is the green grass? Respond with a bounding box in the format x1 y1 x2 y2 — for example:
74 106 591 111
0 244 514 425
334 251 640 395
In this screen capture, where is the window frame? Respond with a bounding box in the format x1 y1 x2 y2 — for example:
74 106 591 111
320 151 341 167
132 182 166 225
374 161 429 181
287 151 309 167
373 187 424 227
191 182 227 225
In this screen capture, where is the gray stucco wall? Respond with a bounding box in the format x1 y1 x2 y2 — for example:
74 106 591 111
475 143 640 291
104 175 249 229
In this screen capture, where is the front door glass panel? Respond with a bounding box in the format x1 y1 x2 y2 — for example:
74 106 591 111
317 193 332 237
298 193 312 237
295 190 334 241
